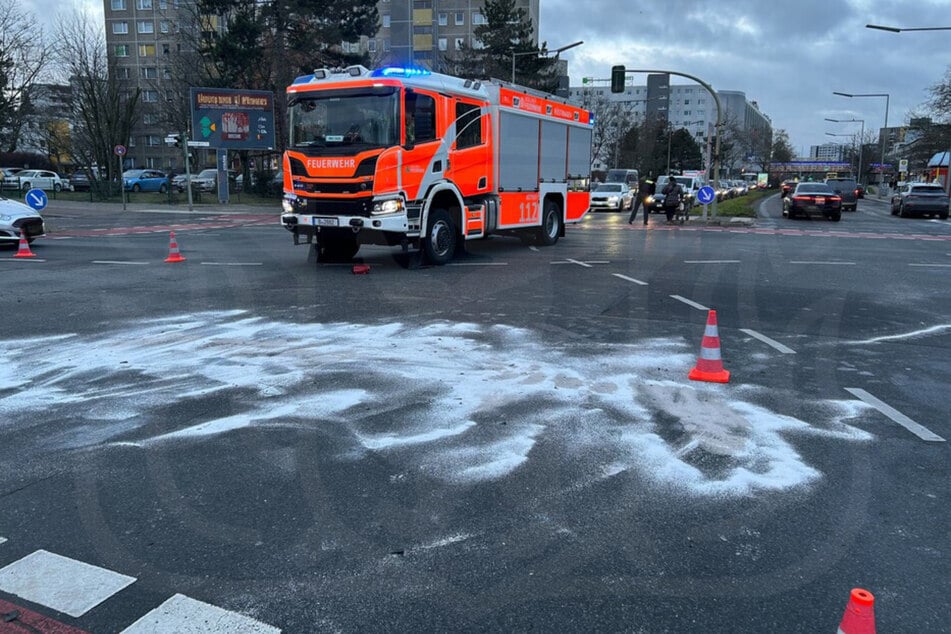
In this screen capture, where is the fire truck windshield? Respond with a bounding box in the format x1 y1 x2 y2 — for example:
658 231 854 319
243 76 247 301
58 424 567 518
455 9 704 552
289 89 400 152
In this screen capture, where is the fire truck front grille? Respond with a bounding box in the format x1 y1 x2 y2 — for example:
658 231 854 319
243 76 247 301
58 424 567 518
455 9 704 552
297 181 372 194
304 197 373 217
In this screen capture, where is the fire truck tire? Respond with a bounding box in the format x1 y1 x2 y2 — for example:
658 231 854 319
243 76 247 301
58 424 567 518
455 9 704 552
535 200 562 246
423 208 456 265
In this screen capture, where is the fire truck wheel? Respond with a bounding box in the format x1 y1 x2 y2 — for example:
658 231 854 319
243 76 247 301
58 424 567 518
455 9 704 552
536 200 562 246
423 209 456 265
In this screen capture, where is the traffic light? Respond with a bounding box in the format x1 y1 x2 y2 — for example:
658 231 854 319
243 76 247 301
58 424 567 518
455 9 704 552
174 134 181 148
611 65 626 93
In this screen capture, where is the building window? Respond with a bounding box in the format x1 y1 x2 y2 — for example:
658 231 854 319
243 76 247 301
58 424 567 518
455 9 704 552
367 40 377 53
143 113 157 125
116 67 130 79
438 37 447 51
383 38 391 52
438 13 447 26
138 44 156 57
163 66 171 79
141 67 158 79
137 0 152 9
415 25 432 34
162 43 170 55
143 90 159 102
115 44 129 57
472 12 486 25
146 135 161 146
158 0 167 8
111 0 126 9
471 38 484 49
137 21 154 34
112 22 128 34
454 37 464 50
160 21 169 33
382 14 390 28
455 12 464 25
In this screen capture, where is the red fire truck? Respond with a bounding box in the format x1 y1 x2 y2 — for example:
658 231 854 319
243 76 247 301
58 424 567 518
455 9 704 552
280 65 593 265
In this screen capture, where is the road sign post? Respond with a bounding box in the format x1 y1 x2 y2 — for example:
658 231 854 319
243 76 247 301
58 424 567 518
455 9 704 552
114 144 127 211
696 185 716 222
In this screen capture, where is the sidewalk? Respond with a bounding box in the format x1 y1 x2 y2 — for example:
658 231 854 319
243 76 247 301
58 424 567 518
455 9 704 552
40 197 278 217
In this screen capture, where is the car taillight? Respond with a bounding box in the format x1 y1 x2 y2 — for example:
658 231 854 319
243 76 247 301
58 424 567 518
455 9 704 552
854 189 860 196
792 195 810 201
831 195 841 202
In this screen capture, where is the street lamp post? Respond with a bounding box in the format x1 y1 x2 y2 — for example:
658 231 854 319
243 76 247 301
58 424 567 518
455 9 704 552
826 118 865 181
833 91 890 196
825 132 854 168
510 40 583 85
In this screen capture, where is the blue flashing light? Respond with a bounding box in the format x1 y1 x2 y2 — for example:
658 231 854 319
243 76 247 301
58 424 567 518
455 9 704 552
292 74 315 84
371 66 432 78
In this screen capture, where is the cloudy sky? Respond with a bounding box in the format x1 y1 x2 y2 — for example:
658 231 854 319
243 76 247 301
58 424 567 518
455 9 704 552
18 0 951 157
539 0 951 155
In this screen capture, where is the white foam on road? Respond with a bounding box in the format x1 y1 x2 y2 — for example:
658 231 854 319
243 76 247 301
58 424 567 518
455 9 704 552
0 312 876 496
120 593 280 633
0 550 136 617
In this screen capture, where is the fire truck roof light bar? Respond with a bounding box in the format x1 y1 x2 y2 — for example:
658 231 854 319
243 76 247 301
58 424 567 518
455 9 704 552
371 66 432 78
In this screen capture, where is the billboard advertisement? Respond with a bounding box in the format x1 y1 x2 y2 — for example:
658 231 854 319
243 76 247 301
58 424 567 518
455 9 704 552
190 88 276 150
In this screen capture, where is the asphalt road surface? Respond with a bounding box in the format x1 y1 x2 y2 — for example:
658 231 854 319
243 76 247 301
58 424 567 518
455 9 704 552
1 193 948 632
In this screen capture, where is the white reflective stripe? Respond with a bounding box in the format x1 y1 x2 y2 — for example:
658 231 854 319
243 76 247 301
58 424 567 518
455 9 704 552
699 346 722 361
704 324 719 337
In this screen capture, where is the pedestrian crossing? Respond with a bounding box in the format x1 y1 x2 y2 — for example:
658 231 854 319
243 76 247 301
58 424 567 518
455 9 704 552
0 544 280 633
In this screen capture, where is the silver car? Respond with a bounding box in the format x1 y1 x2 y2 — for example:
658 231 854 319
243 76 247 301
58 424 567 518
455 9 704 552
0 195 46 246
589 183 634 211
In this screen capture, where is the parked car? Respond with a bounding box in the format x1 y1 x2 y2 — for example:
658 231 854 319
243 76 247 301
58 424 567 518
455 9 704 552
188 169 237 193
889 183 950 219
172 173 191 192
825 178 858 211
123 169 169 193
783 182 842 221
589 183 634 211
69 171 91 192
15 169 72 192
0 195 46 246
1 167 22 191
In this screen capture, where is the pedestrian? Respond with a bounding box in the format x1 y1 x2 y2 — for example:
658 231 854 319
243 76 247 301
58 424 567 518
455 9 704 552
628 173 655 225
661 176 684 223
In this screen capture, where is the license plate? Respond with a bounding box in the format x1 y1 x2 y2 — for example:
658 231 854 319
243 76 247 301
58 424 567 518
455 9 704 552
815 197 825 205
312 217 338 227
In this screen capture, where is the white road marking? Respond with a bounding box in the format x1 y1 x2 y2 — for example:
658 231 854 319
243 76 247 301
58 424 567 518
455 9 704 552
93 260 150 265
739 328 796 354
0 550 136 617
528 246 539 252
683 260 741 264
565 259 591 268
0 259 46 263
788 261 857 265
200 262 264 266
844 388 945 442
120 593 281 634
0 537 6 546
849 324 951 345
449 262 509 266
908 263 951 268
612 273 648 286
670 295 709 311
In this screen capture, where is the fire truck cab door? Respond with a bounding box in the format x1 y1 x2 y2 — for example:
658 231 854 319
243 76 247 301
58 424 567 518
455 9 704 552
402 89 445 201
447 98 490 197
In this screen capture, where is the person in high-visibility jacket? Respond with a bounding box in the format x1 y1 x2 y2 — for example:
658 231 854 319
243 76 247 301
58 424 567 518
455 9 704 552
629 173 654 225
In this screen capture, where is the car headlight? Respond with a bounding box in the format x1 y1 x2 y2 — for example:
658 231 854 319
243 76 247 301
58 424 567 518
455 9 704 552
607 196 619 204
281 195 297 214
372 198 404 215
645 196 654 205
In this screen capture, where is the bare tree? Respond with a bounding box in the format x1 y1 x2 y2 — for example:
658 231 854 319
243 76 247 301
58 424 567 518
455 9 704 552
577 89 629 172
51 9 140 184
0 0 49 152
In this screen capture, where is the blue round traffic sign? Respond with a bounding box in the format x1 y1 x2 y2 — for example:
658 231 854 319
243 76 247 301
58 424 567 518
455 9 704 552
25 188 48 211
697 185 716 205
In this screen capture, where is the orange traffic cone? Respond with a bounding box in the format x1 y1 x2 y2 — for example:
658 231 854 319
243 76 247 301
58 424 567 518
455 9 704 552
164 231 186 263
688 309 730 383
13 230 36 259
838 588 876 634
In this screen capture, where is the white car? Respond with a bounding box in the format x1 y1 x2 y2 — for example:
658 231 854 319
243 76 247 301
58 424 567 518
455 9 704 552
16 169 72 193
0 195 46 246
590 183 634 211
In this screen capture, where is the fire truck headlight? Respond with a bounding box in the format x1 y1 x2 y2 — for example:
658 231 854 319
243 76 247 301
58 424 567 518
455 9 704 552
281 195 297 214
372 198 404 215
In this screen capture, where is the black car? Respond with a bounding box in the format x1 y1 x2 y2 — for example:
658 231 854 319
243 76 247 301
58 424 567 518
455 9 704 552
890 183 950 219
824 178 858 211
783 182 842 221
69 171 92 191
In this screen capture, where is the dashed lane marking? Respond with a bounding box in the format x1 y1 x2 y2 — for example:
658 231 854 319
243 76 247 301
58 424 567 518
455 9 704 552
92 260 150 265
0 537 6 545
200 262 265 266
739 328 796 354
788 261 856 265
612 273 648 286
908 263 951 268
1 258 46 263
120 593 281 634
670 295 709 311
448 262 509 266
844 388 945 442
0 550 136 618
683 259 741 264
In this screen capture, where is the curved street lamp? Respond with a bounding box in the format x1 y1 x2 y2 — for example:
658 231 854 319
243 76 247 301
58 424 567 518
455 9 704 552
866 24 951 32
833 91 890 195
510 40 583 84
826 118 865 181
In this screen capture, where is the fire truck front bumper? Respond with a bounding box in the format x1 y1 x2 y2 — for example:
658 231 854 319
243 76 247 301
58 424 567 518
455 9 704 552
281 212 411 234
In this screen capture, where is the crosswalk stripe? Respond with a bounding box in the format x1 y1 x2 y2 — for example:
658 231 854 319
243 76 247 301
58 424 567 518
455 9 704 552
120 593 281 633
0 550 136 618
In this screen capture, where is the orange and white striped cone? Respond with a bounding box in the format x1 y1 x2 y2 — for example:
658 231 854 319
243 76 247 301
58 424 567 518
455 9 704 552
164 231 186 263
13 230 37 258
688 309 730 383
838 588 876 634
